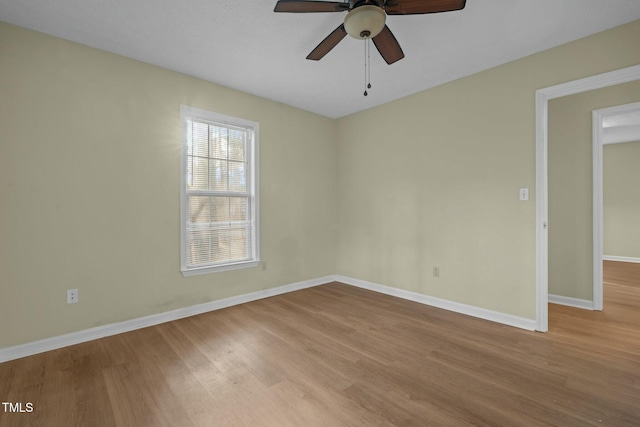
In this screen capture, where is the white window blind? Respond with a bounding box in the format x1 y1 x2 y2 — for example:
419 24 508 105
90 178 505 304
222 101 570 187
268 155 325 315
180 106 259 275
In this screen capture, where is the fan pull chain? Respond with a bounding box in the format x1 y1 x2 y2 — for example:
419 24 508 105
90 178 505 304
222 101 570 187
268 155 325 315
363 39 373 96
367 38 372 90
363 39 369 96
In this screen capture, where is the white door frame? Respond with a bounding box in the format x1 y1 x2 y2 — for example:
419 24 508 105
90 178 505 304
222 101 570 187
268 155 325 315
535 64 640 332
593 101 640 311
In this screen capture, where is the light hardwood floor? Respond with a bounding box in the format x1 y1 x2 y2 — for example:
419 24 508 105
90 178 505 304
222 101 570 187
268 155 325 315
1 262 639 426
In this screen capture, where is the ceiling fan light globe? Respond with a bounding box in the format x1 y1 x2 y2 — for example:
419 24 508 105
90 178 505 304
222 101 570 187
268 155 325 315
344 5 386 40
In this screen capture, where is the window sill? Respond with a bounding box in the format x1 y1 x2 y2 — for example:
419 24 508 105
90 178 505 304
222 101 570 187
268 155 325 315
181 260 260 277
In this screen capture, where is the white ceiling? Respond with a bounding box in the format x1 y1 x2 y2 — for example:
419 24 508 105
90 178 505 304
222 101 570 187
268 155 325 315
2 0 640 118
603 110 640 129
603 108 640 145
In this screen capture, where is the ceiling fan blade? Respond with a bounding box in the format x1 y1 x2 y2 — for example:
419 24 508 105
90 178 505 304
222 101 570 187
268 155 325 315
307 24 347 60
274 0 350 13
372 25 405 64
385 0 466 15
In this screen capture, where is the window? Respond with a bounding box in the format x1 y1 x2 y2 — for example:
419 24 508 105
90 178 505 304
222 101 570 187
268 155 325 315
180 106 259 276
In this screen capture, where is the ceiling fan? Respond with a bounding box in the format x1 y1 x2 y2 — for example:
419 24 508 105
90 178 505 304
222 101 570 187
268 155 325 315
274 0 467 64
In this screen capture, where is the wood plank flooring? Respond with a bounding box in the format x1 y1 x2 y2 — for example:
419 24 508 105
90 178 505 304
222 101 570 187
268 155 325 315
604 259 640 289
1 263 639 426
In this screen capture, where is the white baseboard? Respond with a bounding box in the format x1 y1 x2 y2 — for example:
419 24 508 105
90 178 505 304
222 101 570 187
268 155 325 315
335 275 537 331
548 294 594 310
0 276 333 363
1 274 542 363
603 255 640 264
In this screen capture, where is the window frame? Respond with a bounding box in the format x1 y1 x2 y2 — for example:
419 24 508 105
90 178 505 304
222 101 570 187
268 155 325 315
180 105 260 276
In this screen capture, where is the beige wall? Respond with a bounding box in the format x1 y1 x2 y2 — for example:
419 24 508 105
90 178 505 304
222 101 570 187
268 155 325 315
548 83 640 300
2 19 640 349
604 140 640 259
337 20 640 319
0 22 338 348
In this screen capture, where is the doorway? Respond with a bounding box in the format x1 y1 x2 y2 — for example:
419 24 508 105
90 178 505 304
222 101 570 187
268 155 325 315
535 64 640 332
593 102 640 309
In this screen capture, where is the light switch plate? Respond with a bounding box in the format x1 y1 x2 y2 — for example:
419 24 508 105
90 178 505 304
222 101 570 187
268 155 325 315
519 188 529 201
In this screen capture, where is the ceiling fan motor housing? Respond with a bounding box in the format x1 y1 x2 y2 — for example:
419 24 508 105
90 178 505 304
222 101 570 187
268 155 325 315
273 0 467 64
344 4 386 39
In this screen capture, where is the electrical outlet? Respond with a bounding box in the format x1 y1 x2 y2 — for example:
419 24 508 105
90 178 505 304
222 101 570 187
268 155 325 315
433 267 440 278
519 188 529 201
67 288 78 304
